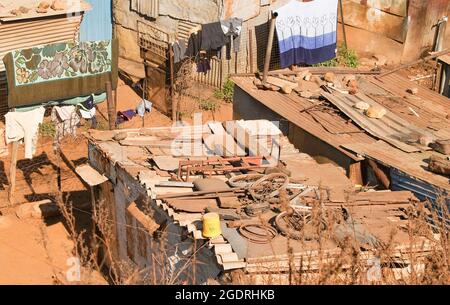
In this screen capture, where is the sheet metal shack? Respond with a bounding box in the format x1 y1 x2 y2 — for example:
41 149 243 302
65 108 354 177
231 69 450 220
0 0 91 116
83 120 437 284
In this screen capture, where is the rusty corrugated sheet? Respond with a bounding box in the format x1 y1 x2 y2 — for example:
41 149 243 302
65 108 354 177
231 76 375 161
0 15 82 72
342 141 450 191
321 91 435 153
131 0 159 19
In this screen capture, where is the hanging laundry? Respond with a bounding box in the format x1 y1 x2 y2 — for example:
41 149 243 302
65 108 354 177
5 107 45 159
201 22 228 53
117 110 137 125
173 39 187 64
275 0 338 68
186 31 202 58
51 105 81 150
136 99 153 117
81 95 95 111
221 17 243 60
197 58 211 74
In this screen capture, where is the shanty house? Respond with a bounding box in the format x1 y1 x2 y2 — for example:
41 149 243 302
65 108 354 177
81 119 438 284
0 0 92 116
231 69 450 224
113 0 450 116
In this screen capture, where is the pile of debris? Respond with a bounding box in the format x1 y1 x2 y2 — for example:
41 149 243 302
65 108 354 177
250 67 450 176
85 119 439 281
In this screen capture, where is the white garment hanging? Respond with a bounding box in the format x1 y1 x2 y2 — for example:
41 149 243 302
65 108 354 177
5 107 45 159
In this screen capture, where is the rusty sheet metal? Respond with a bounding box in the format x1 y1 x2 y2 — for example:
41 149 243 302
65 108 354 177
309 110 363 135
342 141 450 191
322 91 435 153
131 0 159 19
373 74 450 116
364 75 450 140
231 76 376 161
347 0 407 16
342 0 407 42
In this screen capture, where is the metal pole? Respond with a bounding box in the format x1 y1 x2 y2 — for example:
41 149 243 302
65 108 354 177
262 12 278 85
339 0 347 49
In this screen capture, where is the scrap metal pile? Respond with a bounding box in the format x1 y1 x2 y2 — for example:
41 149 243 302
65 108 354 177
86 119 439 274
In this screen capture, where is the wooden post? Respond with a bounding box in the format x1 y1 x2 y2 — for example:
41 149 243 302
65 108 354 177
8 141 19 205
348 162 363 186
169 44 176 122
142 78 147 128
106 81 116 130
367 159 391 189
262 12 278 85
248 29 254 74
339 0 347 49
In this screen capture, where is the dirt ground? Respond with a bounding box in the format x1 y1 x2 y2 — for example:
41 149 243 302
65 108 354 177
0 77 232 284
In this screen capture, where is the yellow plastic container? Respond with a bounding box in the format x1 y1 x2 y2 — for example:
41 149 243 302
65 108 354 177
202 213 222 238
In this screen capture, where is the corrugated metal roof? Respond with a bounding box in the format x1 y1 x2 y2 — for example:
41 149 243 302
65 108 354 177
0 14 83 72
364 76 450 140
342 141 450 191
231 76 376 161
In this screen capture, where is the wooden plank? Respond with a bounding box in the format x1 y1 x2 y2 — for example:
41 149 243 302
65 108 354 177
75 164 109 187
349 162 363 185
266 76 298 90
341 0 407 42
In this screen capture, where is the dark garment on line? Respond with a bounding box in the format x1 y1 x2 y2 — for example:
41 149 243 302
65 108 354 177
83 95 95 110
197 58 211 74
201 22 228 52
173 39 187 64
186 31 202 58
